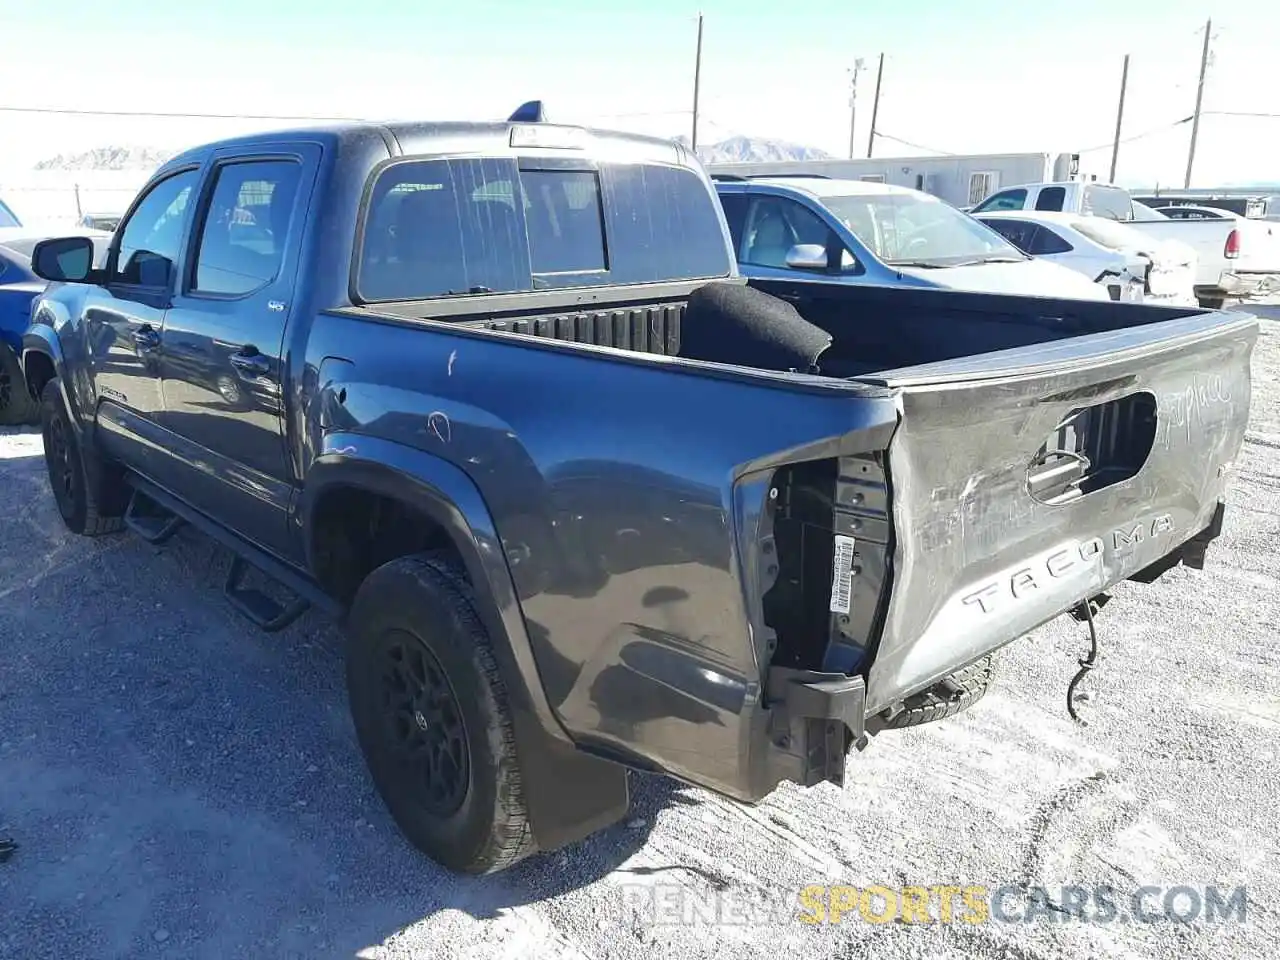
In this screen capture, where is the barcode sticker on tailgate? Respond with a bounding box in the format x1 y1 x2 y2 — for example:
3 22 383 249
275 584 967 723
829 535 857 614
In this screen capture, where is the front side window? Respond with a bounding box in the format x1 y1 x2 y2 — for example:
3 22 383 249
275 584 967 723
192 160 301 296
971 188 1026 213
114 169 199 285
741 197 830 268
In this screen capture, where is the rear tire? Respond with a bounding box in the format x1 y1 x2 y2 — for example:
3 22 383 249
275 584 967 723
39 378 126 536
346 553 535 874
0 344 38 425
878 656 996 729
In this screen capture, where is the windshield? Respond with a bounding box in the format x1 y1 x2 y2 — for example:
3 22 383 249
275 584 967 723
1070 218 1148 251
820 192 1025 266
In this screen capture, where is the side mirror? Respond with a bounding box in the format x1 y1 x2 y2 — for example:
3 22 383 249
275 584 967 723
31 236 96 283
784 243 828 271
134 253 173 288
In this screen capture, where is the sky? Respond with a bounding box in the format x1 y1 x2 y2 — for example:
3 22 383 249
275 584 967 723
1 0 1278 190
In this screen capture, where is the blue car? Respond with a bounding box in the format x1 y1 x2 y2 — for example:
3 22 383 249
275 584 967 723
712 175 1109 301
0 228 110 423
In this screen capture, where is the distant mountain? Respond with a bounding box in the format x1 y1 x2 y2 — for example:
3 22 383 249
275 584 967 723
34 146 176 172
673 134 831 164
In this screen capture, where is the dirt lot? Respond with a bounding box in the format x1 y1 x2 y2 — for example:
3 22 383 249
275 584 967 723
2 308 1278 960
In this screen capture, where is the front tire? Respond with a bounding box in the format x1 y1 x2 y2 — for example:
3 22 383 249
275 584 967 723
39 379 126 536
346 553 535 874
0 344 38 425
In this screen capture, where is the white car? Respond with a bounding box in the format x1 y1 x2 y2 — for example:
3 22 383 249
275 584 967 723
975 211 1198 306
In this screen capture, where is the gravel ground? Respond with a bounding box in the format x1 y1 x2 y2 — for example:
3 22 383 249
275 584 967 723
2 307 1278 960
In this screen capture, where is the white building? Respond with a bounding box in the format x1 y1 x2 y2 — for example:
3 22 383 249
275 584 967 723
706 152 1089 208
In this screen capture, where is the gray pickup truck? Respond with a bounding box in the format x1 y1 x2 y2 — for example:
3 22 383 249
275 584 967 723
21 106 1254 875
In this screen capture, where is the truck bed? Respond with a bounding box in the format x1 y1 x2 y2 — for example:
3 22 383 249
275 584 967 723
358 274 1216 376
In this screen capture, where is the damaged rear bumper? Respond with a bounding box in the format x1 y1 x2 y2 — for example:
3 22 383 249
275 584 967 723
748 667 866 799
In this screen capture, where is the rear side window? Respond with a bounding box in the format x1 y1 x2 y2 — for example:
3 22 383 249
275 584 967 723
523 169 606 275
1029 225 1073 255
0 199 18 228
192 159 301 296
1035 187 1065 211
356 158 731 301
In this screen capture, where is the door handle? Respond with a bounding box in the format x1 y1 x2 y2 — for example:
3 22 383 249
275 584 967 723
133 326 161 350
229 350 271 377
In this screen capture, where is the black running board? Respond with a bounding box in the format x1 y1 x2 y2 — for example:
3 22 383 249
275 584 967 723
124 487 185 544
123 474 343 631
224 555 311 632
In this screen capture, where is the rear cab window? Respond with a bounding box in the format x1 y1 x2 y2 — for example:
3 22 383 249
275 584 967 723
1082 185 1133 221
356 156 731 302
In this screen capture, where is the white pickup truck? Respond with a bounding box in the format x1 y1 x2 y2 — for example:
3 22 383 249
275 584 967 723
971 180 1280 307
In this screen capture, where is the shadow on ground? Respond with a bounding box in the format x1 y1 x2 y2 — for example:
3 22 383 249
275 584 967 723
0 454 701 959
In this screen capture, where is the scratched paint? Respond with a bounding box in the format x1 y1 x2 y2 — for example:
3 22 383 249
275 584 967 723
1155 373 1234 450
427 411 452 444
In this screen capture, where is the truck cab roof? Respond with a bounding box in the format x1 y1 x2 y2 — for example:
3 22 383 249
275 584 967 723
160 120 688 174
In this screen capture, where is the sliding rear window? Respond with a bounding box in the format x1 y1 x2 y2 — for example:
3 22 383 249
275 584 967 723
355 157 731 302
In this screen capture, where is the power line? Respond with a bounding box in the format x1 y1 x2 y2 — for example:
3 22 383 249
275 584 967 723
870 131 955 156
1076 117 1192 154
1202 109 1280 119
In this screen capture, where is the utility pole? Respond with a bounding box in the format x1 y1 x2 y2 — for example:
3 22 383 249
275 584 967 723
691 13 704 153
847 58 865 160
866 53 884 158
1185 18 1212 188
1108 54 1130 183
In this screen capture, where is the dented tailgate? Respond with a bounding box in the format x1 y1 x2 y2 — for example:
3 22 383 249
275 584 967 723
858 309 1257 715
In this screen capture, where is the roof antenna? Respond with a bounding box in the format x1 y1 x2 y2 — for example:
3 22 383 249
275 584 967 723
508 100 546 123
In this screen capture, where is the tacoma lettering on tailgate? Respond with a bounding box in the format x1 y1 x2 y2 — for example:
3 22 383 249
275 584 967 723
962 514 1175 615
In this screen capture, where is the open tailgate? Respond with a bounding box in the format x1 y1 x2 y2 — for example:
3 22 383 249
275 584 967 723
857 309 1256 715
